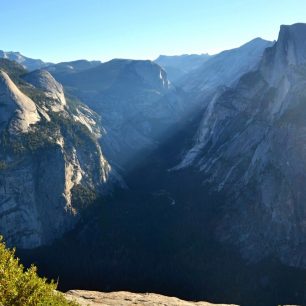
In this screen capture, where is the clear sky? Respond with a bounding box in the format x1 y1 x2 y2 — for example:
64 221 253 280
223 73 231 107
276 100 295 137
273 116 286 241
0 0 305 63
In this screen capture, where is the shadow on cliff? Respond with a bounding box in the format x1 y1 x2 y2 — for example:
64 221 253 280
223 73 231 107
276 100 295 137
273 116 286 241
17 104 306 306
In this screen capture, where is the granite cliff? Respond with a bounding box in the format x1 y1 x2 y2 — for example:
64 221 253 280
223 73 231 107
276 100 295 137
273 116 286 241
0 61 112 248
176 23 306 267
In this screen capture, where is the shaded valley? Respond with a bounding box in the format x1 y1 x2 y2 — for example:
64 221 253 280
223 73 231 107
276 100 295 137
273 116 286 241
2 23 306 306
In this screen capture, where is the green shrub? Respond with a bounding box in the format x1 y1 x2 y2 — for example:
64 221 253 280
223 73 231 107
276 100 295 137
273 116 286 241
0 237 78 306
71 184 97 209
0 161 7 170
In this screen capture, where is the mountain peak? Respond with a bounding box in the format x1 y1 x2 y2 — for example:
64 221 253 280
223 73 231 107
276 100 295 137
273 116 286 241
23 69 67 111
23 69 63 95
279 22 306 34
0 50 49 71
260 23 306 85
243 36 271 45
277 23 306 65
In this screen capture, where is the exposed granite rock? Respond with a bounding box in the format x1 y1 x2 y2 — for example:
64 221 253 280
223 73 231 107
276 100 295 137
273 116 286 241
0 70 40 134
64 290 237 306
0 65 113 249
175 23 306 267
22 69 67 111
154 54 211 83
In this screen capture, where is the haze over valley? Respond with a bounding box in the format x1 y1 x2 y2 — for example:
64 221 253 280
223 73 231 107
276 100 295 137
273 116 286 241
1 1 306 305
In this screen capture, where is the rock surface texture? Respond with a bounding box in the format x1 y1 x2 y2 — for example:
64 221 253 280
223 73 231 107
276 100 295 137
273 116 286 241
0 64 112 248
0 70 40 133
64 290 237 306
176 23 306 267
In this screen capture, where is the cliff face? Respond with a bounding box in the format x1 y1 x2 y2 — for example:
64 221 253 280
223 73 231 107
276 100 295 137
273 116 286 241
0 58 184 249
0 66 112 248
175 23 306 266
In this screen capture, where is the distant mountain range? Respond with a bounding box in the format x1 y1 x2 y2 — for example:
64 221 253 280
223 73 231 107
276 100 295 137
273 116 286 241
178 38 273 95
45 59 102 76
0 50 50 71
154 53 211 82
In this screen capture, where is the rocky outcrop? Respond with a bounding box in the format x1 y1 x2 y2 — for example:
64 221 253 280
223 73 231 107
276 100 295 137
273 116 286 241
23 69 67 111
0 70 40 134
176 23 306 267
64 290 237 306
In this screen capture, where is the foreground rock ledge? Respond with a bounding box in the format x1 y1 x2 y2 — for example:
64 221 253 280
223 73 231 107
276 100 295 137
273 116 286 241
64 290 237 306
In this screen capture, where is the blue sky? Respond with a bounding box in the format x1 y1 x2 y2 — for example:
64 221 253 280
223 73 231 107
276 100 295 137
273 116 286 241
0 0 305 63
